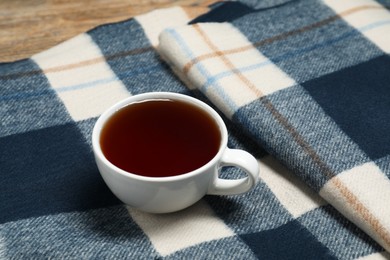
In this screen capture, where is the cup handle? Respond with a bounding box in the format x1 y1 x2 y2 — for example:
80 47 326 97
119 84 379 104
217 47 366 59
207 148 259 195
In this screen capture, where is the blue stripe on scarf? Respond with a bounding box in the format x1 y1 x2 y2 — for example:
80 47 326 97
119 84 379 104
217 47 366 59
165 28 239 114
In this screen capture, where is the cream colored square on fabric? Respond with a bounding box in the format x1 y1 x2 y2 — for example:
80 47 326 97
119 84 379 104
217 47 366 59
128 200 235 257
56 82 131 121
324 0 390 53
199 56 234 76
32 33 130 121
237 61 296 96
135 7 190 47
226 48 269 69
169 25 215 58
32 33 106 67
259 156 326 218
320 162 390 252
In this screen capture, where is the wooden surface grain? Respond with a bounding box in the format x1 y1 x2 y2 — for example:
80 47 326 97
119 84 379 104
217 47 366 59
0 0 211 62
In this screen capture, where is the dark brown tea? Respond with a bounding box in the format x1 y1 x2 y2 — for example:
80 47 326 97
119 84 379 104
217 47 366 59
100 98 221 177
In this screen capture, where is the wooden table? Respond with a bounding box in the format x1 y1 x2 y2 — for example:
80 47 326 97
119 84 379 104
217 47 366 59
0 0 211 62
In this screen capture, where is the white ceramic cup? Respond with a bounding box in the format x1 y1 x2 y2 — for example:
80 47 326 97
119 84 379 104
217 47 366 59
92 92 259 213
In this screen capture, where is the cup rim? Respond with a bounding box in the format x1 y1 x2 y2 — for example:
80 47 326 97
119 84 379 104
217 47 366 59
92 91 228 182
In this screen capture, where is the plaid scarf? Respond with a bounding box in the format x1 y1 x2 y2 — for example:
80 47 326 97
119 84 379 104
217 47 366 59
1 0 389 258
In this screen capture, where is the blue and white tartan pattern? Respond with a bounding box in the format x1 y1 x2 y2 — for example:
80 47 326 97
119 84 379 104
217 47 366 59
1 0 389 258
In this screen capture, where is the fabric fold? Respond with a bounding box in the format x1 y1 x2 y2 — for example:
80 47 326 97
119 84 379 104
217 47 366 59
158 0 390 253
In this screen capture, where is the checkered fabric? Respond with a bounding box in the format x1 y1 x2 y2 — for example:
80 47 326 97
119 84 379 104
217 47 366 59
0 0 389 259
